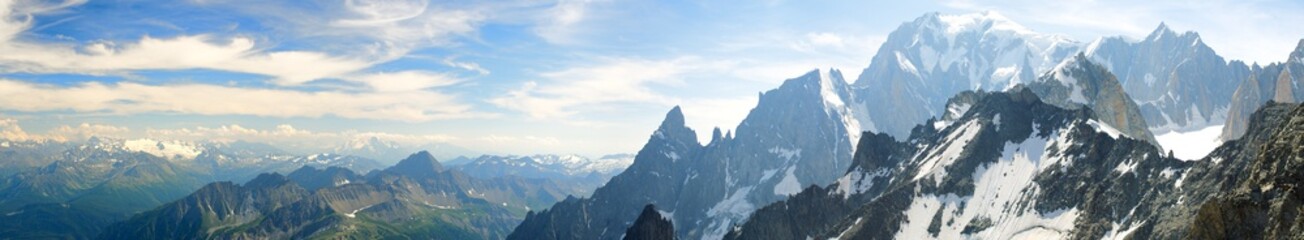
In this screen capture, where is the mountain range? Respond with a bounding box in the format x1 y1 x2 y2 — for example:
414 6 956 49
0 10 1299 240
100 151 589 239
508 11 1304 240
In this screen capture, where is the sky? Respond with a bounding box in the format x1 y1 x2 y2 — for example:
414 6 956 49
0 0 1301 158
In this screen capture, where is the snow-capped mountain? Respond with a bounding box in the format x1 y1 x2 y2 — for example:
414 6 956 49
856 11 1081 139
1083 23 1250 134
332 136 481 164
84 137 204 161
726 90 1304 239
509 12 1166 239
453 154 634 180
510 69 869 240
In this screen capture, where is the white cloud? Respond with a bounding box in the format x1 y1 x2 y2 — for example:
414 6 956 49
0 35 373 85
0 117 32 141
328 0 483 54
490 57 699 119
46 123 131 142
0 79 483 122
0 117 128 142
533 0 598 44
0 1 378 85
346 70 462 92
442 56 490 75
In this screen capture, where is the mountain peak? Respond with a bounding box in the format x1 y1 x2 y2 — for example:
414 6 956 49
662 106 685 129
651 106 698 146
1291 39 1304 62
1145 22 1201 44
244 172 291 189
388 151 444 177
919 11 1032 36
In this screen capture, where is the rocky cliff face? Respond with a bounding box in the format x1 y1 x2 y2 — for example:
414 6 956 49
623 204 675 240
510 69 869 240
1083 23 1251 133
726 92 1304 239
1188 103 1304 239
1028 53 1157 144
1222 39 1304 140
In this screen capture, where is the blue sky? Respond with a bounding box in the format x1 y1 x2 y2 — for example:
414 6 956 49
0 0 1301 157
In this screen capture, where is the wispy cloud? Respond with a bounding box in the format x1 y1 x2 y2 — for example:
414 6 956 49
533 0 599 44
490 57 700 119
0 79 483 122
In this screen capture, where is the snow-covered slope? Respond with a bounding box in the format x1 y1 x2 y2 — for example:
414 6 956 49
729 93 1304 239
855 11 1081 139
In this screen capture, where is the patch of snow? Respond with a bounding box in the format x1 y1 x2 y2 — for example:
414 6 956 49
1102 221 1146 240
896 51 920 75
343 203 377 218
664 151 680 162
768 147 802 161
1113 160 1138 174
992 65 1019 80
992 114 1002 130
946 103 972 120
774 167 802 196
1085 120 1127 139
1155 124 1223 160
760 168 781 181
704 186 756 240
914 120 984 182
835 168 890 199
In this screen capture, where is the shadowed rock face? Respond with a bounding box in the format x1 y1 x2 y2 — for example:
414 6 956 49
624 204 675 240
1188 103 1304 240
1028 53 1157 144
728 89 1304 239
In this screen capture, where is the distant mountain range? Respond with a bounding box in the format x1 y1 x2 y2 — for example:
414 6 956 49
0 136 618 239
100 151 591 239
331 136 483 165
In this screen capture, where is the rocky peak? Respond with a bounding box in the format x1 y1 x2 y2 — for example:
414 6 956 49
623 204 675 240
244 172 292 189
386 151 444 178
652 106 697 146
1291 39 1304 63
1030 53 1157 143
